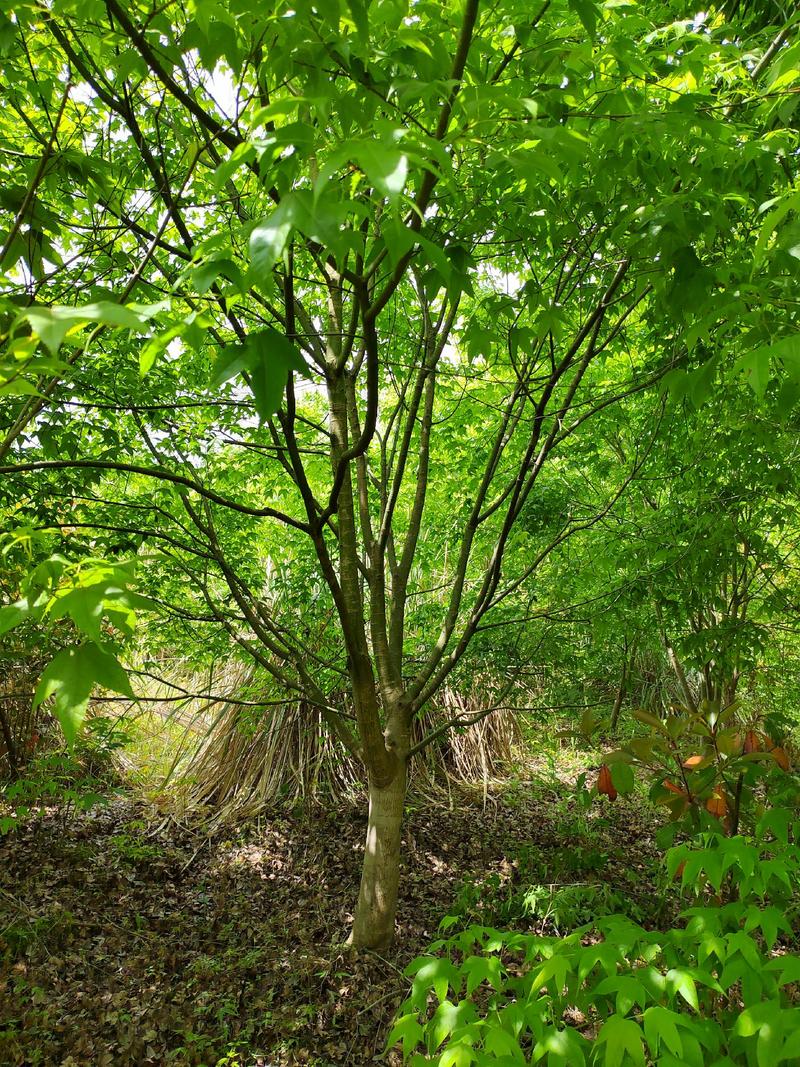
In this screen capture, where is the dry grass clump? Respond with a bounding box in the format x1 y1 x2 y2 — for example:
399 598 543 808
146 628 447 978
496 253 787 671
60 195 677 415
145 662 522 823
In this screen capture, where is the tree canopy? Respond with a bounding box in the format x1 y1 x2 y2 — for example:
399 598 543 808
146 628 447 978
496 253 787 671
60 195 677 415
2 0 800 951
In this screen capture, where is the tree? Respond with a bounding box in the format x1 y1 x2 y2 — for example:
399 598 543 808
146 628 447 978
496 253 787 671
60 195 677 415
0 0 796 948
534 377 800 733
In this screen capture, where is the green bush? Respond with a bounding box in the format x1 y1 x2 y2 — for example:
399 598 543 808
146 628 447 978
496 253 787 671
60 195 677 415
0 714 129 833
390 815 800 1066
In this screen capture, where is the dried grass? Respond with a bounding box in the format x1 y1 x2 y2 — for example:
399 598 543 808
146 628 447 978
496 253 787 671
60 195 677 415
149 662 521 825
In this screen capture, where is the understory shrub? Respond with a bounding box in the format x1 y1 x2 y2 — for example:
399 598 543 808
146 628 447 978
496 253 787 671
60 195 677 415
391 799 800 1065
0 714 128 833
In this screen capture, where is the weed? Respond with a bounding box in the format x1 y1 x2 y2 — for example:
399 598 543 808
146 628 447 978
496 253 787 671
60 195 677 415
108 832 163 863
2 911 76 959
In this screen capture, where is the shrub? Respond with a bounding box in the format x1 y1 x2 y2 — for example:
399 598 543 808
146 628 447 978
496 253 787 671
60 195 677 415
390 807 800 1065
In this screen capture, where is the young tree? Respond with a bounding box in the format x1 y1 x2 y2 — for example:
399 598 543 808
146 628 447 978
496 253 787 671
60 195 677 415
1 0 795 948
532 381 800 731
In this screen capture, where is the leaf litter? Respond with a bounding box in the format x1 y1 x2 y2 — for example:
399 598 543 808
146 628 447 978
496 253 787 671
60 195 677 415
0 774 661 1066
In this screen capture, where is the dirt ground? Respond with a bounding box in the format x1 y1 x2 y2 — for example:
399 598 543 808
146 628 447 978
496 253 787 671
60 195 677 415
0 776 661 1066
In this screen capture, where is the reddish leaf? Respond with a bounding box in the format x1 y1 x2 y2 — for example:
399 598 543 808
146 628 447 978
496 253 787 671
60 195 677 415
771 746 790 771
743 730 761 754
663 779 686 796
597 764 617 801
706 786 727 819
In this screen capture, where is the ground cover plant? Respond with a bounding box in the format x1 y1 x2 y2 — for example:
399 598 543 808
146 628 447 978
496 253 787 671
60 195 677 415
2 0 800 1062
395 709 800 1066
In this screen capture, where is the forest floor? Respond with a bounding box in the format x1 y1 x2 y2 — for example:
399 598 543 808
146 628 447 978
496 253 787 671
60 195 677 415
0 747 665 1067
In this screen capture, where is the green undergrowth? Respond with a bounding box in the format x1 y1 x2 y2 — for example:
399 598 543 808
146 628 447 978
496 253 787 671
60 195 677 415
390 705 800 1067
392 824 800 1066
0 715 129 834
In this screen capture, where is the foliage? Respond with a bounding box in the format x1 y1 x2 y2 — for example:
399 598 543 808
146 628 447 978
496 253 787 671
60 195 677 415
391 698 800 1064
0 714 129 833
3 1 800 1062
392 818 800 1066
0 547 149 745
587 698 796 842
2 0 800 951
449 871 637 937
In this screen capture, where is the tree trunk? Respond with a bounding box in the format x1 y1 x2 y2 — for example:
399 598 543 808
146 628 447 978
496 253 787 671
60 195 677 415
610 658 628 734
722 670 740 708
666 642 697 713
0 701 17 776
349 762 407 951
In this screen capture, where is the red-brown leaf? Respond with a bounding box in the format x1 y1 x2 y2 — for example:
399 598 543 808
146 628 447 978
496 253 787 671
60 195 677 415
705 786 727 819
597 765 617 801
743 730 761 755
771 746 790 771
663 779 686 796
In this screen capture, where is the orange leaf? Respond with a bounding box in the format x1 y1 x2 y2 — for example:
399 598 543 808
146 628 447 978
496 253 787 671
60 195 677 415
771 746 791 771
743 729 761 755
682 754 704 769
597 764 618 801
663 779 686 796
706 786 727 819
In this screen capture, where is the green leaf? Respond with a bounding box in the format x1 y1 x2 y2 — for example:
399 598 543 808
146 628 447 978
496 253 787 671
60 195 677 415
439 1042 478 1067
353 142 409 201
756 807 792 844
49 575 152 642
734 1000 786 1067
533 1026 587 1066
568 0 598 37
429 1000 477 1051
592 974 648 1015
485 1025 525 1061
345 0 369 47
763 955 800 987
631 708 666 731
595 1014 645 1067
139 324 183 376
21 302 163 354
187 257 245 296
0 380 46 397
212 328 308 420
49 584 109 642
33 643 135 746
210 342 253 390
0 594 45 636
0 11 16 54
754 191 800 264
610 762 635 794
212 142 256 190
385 1012 424 1057
461 954 503 995
743 906 788 951
643 1006 684 1058
665 968 699 1012
735 348 771 398
249 197 300 277
578 942 623 982
406 956 460 1007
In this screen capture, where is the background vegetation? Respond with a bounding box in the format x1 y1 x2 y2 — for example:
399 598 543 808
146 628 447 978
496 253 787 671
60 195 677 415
2 0 800 1063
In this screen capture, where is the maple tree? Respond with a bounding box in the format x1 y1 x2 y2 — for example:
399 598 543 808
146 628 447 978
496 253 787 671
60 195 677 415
1 0 799 953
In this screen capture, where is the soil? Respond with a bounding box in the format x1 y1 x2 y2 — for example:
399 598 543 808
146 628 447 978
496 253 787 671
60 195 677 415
0 775 661 1066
